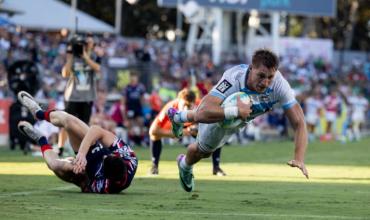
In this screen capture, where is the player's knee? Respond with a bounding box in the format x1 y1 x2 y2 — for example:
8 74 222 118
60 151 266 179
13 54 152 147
201 152 212 158
192 143 212 158
63 115 79 129
150 135 160 141
46 160 60 171
148 126 156 137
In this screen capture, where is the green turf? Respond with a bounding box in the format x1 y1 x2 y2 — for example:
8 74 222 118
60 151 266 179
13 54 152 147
1 138 370 220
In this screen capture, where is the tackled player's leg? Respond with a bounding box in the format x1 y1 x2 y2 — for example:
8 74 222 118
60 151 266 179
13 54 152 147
18 121 88 189
18 91 89 152
46 111 89 153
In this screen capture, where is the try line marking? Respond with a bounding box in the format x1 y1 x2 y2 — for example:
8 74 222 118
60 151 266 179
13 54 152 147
1 187 366 219
50 207 365 220
0 185 75 198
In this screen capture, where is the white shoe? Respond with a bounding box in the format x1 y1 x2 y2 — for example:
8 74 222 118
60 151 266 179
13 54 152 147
18 121 43 143
17 91 42 117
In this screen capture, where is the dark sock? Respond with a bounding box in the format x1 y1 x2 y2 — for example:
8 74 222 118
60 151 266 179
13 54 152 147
58 147 64 157
37 136 51 157
35 110 54 121
38 136 48 146
212 148 222 168
40 142 52 157
35 110 45 120
150 139 162 166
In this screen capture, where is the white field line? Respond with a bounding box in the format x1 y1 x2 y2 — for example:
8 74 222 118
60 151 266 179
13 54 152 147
1 186 367 219
48 207 366 220
0 185 75 198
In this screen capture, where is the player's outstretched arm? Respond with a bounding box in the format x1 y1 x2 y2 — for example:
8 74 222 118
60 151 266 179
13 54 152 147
285 103 309 179
74 125 116 174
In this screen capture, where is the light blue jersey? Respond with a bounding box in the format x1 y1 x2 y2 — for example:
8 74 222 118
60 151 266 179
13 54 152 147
210 64 297 121
197 64 297 152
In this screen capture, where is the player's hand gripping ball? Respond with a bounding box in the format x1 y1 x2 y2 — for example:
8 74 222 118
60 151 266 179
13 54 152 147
219 92 251 129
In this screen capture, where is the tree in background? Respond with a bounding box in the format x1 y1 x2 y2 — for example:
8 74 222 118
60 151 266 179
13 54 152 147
60 0 368 51
60 0 181 39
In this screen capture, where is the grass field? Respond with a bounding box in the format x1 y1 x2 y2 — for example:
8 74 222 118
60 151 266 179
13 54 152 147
1 138 370 220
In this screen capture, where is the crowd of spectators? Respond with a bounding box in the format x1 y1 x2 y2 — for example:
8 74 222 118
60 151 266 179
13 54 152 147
0 26 369 151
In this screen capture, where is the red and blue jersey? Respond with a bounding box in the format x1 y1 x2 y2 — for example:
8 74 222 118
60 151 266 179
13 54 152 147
84 137 138 194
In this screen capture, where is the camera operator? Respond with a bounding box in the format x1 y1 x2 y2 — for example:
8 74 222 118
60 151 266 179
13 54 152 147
58 34 101 156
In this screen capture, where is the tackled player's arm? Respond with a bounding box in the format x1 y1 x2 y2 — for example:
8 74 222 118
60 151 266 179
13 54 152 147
74 126 116 173
284 103 309 178
79 126 116 155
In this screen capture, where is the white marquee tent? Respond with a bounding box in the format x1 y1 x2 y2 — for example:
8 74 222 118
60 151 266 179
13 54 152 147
2 0 114 33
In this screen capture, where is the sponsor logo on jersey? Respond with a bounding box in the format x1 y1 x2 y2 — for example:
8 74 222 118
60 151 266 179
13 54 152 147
260 94 270 102
216 80 232 93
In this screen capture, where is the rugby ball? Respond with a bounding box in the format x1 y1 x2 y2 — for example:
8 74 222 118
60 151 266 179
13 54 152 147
219 92 251 129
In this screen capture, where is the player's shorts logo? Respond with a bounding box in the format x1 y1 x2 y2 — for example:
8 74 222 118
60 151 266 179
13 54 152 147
216 80 232 93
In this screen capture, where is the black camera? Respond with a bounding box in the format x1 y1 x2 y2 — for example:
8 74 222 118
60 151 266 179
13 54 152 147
68 35 86 57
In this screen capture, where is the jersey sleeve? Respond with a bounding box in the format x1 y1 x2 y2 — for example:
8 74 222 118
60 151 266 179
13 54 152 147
209 65 243 101
274 73 297 110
